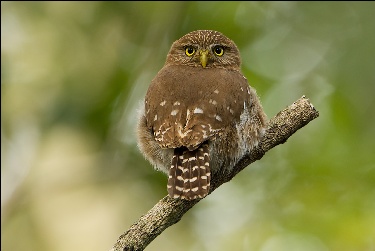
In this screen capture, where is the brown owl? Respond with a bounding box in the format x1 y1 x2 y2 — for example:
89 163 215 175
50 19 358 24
137 30 267 200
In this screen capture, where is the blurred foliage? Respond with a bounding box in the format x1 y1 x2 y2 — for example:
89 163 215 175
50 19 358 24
1 2 375 251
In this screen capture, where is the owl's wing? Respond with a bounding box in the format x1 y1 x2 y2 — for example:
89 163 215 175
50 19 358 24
145 65 251 150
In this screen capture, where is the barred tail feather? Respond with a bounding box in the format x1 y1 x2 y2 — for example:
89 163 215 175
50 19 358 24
167 148 184 198
167 143 210 200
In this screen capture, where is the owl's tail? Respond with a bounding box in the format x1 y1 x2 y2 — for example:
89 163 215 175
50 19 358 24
167 143 211 200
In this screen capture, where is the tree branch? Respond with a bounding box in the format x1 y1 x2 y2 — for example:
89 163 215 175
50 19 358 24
110 96 319 251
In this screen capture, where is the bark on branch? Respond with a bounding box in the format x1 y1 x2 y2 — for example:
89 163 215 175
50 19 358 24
110 96 319 251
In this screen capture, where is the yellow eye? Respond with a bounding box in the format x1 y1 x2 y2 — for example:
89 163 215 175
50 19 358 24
213 46 224 56
185 47 195 57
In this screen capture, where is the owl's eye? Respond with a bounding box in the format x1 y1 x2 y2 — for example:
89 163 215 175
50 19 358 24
213 46 224 56
185 47 196 57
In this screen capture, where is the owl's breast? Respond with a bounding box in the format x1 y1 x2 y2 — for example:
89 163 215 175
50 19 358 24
145 65 251 150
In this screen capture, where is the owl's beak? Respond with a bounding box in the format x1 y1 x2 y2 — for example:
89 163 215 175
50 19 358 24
199 50 209 68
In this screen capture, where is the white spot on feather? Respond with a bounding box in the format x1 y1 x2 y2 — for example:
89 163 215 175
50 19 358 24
160 100 166 106
173 101 180 106
171 109 179 116
194 107 204 114
209 99 217 105
154 114 158 121
190 177 197 182
214 89 219 94
215 115 222 121
161 127 171 134
175 186 184 192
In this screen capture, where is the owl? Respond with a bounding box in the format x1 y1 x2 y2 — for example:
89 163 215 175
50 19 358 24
137 30 267 200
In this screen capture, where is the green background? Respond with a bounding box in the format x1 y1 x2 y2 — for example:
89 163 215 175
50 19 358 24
2 2 375 251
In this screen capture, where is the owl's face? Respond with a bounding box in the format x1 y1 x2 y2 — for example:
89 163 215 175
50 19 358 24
165 30 241 70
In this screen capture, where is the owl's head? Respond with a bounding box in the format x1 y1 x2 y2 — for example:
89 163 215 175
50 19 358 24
165 30 241 70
